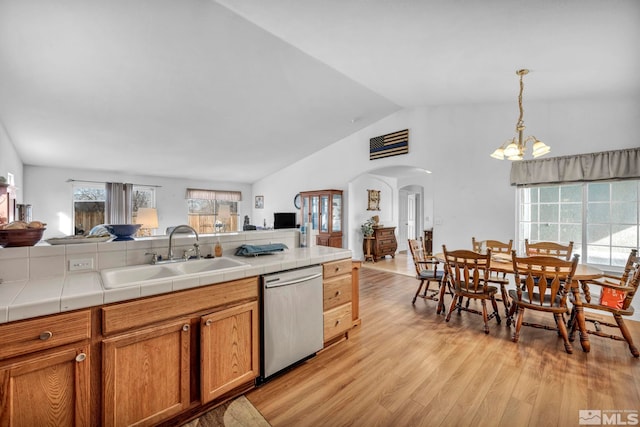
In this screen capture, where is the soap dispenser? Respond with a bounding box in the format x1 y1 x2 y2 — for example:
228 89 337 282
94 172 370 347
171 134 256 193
214 239 223 257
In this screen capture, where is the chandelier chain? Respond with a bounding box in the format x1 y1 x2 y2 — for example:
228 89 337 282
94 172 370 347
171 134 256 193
517 72 525 131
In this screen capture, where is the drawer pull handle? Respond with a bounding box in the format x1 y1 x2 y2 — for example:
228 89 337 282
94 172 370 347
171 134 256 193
182 324 190 332
205 319 213 326
335 320 340 326
39 331 53 341
75 353 86 362
335 291 341 296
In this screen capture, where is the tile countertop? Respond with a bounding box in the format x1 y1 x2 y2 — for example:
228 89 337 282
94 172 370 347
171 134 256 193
0 246 352 324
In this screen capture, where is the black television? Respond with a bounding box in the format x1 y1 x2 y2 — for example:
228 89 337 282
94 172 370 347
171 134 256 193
273 212 297 229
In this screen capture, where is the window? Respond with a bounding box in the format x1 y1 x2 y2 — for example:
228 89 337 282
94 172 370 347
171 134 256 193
72 182 155 235
73 183 106 235
186 189 241 234
132 186 156 219
518 180 640 268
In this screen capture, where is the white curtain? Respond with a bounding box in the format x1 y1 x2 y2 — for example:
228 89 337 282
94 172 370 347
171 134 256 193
510 148 640 186
105 182 133 223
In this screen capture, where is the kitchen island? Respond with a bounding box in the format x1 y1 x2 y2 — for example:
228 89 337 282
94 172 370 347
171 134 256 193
0 230 356 426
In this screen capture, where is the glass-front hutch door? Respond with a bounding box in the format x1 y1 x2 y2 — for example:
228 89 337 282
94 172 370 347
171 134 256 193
302 196 309 228
332 193 342 232
311 196 319 230
320 195 329 233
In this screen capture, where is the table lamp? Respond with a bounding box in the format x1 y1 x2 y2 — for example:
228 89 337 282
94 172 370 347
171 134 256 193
135 208 159 236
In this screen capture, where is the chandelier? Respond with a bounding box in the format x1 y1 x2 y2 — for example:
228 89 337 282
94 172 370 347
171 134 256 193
490 69 550 161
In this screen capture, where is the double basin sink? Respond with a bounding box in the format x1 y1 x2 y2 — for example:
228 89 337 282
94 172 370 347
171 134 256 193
100 257 248 289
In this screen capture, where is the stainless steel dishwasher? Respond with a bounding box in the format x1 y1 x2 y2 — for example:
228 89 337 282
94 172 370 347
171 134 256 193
260 265 324 382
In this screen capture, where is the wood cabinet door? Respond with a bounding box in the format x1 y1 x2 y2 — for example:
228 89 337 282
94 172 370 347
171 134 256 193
0 344 90 427
102 319 191 427
200 301 259 404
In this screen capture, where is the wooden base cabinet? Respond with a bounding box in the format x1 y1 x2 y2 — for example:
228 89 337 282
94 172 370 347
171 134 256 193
200 301 259 404
322 259 354 346
0 309 91 427
100 277 260 427
102 319 191 427
0 344 90 427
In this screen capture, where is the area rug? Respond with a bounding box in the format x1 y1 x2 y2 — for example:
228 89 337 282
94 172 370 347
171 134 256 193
181 396 271 427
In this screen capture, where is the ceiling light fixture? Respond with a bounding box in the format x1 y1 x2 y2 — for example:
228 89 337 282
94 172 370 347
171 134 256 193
491 69 550 161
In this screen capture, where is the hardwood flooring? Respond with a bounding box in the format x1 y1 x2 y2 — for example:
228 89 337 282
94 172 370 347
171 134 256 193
360 253 414 277
247 267 640 427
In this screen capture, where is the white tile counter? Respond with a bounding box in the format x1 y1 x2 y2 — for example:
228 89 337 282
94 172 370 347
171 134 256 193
0 245 352 324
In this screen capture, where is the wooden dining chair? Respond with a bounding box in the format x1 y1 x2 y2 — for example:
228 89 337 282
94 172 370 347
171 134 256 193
472 237 513 255
443 245 501 334
568 249 640 357
508 251 579 353
524 239 574 260
471 237 513 317
409 239 445 304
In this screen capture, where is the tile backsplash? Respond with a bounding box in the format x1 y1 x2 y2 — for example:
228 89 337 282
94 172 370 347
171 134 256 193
0 230 299 284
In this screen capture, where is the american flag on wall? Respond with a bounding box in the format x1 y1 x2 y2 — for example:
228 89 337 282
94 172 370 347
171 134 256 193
369 129 409 160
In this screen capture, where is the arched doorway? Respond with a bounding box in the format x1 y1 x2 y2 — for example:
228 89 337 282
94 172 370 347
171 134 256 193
347 165 433 260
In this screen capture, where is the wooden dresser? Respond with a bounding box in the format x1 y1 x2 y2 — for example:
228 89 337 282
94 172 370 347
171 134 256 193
371 226 397 261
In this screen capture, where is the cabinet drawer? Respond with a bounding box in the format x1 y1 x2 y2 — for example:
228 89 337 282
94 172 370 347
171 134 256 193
0 310 91 360
323 275 352 311
323 304 352 341
376 229 395 238
102 277 259 335
323 259 352 279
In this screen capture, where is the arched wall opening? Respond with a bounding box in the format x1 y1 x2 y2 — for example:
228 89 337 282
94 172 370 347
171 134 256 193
346 165 433 260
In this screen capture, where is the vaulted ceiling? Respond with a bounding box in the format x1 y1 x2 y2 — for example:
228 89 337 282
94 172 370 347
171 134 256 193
1 0 638 183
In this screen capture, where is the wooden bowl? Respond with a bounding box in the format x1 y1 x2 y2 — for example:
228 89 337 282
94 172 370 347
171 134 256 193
0 228 46 247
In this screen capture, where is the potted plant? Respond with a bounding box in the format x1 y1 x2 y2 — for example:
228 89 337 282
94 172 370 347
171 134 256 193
361 218 375 237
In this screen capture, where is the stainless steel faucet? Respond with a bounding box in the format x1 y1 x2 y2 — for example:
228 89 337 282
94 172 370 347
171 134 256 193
168 225 200 260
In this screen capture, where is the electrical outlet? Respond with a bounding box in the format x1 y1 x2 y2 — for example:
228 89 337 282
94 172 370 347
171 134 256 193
69 258 94 271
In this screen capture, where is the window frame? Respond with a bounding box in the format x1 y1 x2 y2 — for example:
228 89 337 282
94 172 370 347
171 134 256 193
72 182 106 235
186 189 241 234
517 179 640 271
72 182 156 235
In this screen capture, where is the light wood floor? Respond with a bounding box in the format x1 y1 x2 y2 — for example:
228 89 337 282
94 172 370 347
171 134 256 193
360 253 414 277
247 262 640 427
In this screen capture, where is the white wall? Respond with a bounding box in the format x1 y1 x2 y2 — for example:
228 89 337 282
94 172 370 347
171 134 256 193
24 166 252 239
252 96 640 258
348 173 397 259
16 96 640 248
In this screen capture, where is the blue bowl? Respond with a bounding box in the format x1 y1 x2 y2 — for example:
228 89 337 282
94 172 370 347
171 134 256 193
105 224 141 241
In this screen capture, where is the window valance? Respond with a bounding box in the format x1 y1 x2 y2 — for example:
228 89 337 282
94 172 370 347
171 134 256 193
185 188 242 201
510 148 640 186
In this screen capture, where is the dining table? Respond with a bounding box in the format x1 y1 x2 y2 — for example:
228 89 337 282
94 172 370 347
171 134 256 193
434 252 604 352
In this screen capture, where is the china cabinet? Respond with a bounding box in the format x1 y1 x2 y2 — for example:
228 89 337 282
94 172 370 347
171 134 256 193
300 189 343 248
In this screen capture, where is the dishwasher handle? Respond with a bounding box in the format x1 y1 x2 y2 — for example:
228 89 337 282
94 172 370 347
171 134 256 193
264 272 322 288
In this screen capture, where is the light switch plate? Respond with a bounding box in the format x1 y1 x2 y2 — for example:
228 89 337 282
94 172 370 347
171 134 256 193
69 258 94 271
